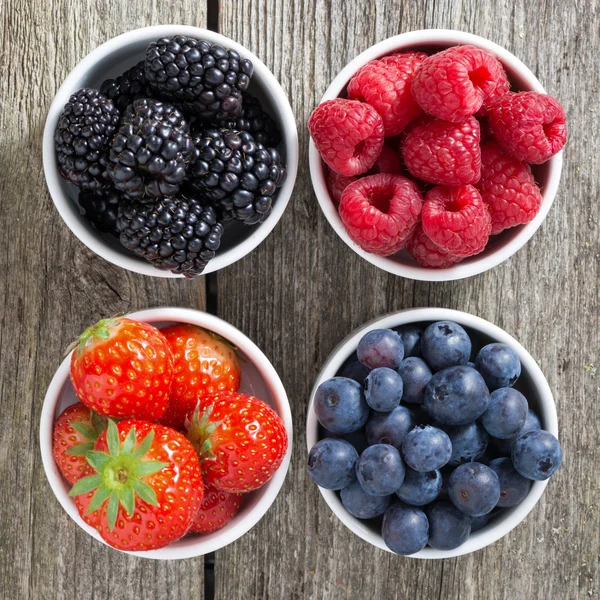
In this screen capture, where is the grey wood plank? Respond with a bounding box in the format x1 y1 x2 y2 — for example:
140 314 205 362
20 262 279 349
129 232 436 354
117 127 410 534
215 1 600 599
0 2 208 599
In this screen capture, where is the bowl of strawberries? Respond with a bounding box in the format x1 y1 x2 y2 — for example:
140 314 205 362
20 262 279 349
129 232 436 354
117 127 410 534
40 307 292 559
308 30 567 281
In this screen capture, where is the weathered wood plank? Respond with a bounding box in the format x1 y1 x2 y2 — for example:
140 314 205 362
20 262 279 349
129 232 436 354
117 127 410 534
215 1 600 599
0 2 208 599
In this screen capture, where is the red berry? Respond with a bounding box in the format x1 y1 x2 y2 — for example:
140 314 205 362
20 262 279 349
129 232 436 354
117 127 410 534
401 116 481 186
326 170 356 205
421 185 492 257
370 145 403 175
489 91 567 164
347 52 427 136
476 142 542 234
70 317 174 421
308 99 384 176
412 45 509 123
189 482 243 534
407 224 463 268
339 174 423 256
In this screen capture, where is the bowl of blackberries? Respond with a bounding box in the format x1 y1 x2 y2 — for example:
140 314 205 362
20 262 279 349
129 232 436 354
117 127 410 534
306 308 562 558
43 25 298 278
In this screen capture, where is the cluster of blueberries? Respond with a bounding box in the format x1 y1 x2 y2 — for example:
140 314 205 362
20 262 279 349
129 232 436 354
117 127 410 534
307 321 563 555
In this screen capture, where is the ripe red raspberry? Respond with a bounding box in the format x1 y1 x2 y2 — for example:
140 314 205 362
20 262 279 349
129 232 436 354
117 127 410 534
339 174 423 256
327 170 356 204
309 99 384 176
421 185 491 257
401 116 481 186
407 224 463 268
476 142 542 234
489 91 567 164
412 45 508 123
347 52 427 136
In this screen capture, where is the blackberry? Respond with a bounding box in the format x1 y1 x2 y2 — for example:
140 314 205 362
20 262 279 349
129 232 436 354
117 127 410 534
218 92 281 146
117 195 223 278
54 88 120 191
106 98 194 200
100 61 153 112
78 189 122 235
188 129 287 225
145 36 253 120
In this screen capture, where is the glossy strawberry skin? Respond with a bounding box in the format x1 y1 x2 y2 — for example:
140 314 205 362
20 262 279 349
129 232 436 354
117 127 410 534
189 482 242 534
187 393 288 493
160 324 241 429
75 420 203 552
70 318 174 421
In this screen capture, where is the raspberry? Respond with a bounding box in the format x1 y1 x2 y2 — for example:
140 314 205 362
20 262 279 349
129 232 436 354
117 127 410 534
421 185 491 257
347 52 427 136
339 174 423 256
407 224 463 268
489 92 567 164
327 170 356 204
309 99 384 176
371 145 403 175
476 142 542 234
402 116 481 186
412 45 508 123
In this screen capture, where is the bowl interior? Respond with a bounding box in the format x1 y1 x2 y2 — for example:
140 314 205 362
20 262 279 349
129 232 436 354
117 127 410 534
306 308 557 558
309 30 562 281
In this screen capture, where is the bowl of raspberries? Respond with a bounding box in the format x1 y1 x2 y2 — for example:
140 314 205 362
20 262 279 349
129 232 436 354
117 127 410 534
40 307 292 558
43 25 299 278
308 30 567 280
306 308 562 557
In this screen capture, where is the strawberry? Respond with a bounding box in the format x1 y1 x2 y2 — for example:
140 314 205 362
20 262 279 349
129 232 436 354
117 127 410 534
189 482 243 534
160 324 241 429
53 402 107 485
69 420 203 551
70 317 174 421
186 393 288 493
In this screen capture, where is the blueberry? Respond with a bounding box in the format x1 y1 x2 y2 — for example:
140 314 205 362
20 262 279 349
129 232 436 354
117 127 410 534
393 325 423 358
340 480 392 519
322 426 369 454
397 357 432 404
307 438 359 490
426 501 472 550
337 352 370 383
481 388 528 439
511 430 562 481
421 321 471 372
448 462 500 517
396 468 442 506
410 404 432 426
435 421 489 467
424 366 490 425
382 503 429 555
470 513 490 532
475 343 521 390
314 377 370 434
357 329 404 370
364 367 403 412
492 408 542 454
356 444 405 496
365 405 416 449
488 457 532 507
402 425 452 472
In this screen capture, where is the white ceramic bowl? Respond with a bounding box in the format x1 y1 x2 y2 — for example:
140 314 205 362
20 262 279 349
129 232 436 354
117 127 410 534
40 307 293 559
43 25 299 277
309 30 563 281
306 307 558 559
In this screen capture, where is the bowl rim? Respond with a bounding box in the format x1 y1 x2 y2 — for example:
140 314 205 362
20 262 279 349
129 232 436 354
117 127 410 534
40 307 293 560
305 307 558 559
308 29 563 281
43 24 299 278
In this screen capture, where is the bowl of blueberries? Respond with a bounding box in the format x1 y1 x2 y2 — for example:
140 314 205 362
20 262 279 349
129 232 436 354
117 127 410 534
306 308 562 558
43 25 298 278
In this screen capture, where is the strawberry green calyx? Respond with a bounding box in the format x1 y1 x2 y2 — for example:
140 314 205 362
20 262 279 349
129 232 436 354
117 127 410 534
68 420 168 531
69 316 123 357
185 403 223 461
65 411 108 458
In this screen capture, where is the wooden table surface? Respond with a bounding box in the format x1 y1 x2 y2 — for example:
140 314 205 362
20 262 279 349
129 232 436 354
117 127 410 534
1 0 599 598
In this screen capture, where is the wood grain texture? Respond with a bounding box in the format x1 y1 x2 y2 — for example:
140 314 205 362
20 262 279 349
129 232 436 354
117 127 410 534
215 1 600 599
0 2 208 599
